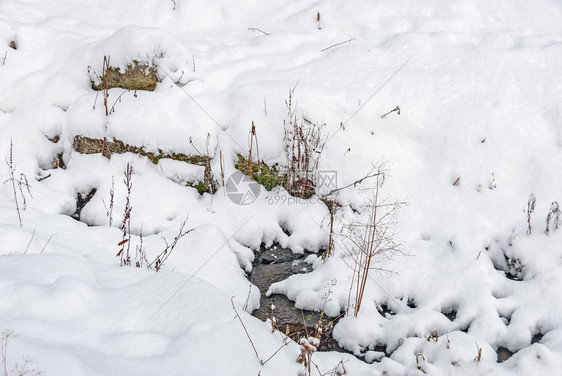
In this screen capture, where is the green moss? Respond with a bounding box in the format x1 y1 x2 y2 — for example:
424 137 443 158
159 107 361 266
92 61 158 91
73 136 207 165
235 154 286 191
187 181 210 195
235 154 316 198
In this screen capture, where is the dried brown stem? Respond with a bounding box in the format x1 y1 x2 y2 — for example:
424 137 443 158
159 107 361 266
231 297 262 364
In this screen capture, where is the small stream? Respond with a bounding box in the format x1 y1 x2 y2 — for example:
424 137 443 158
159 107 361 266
248 243 346 352
248 243 542 363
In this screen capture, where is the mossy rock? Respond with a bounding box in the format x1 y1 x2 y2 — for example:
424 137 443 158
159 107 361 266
235 154 286 191
73 135 208 165
92 61 158 91
235 154 316 199
187 181 211 195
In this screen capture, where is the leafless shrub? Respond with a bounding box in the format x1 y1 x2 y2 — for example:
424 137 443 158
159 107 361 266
4 139 32 227
546 201 560 235
1 331 43 376
116 163 133 266
283 88 326 198
148 217 192 271
526 194 536 235
296 309 342 376
12 357 43 376
189 134 216 194
341 165 406 317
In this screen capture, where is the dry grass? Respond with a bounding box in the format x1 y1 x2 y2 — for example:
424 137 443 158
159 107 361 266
91 60 158 91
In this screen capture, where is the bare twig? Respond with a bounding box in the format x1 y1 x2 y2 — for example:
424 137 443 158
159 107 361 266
175 70 185 84
219 150 225 189
102 176 115 227
148 217 192 271
248 28 269 36
320 38 355 52
546 201 560 235
381 106 400 119
261 341 290 366
135 224 148 268
24 229 36 254
116 163 133 266
231 297 262 363
92 90 100 110
2 330 16 376
101 56 110 156
4 139 32 227
109 89 131 114
40 233 57 253
526 194 536 235
321 167 383 198
248 122 260 178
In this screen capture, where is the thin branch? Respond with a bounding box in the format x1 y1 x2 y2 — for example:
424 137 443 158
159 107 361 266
321 38 355 52
321 169 383 197
109 89 130 114
248 28 270 36
40 233 57 253
261 342 289 366
231 297 262 364
24 229 36 254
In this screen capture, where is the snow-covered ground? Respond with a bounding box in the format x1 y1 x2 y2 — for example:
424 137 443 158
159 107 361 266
1 0 562 375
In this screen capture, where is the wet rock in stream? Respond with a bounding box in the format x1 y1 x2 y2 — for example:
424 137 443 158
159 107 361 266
72 188 97 221
249 243 346 352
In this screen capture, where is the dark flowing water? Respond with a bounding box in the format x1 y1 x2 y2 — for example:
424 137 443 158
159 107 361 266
248 243 346 352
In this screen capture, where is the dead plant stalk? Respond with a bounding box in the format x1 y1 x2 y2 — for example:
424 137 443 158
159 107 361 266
4 139 32 227
248 122 260 178
343 168 404 317
148 217 192 271
101 56 110 156
116 163 133 266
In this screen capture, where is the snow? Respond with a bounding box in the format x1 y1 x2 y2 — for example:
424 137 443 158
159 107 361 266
1 0 562 374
